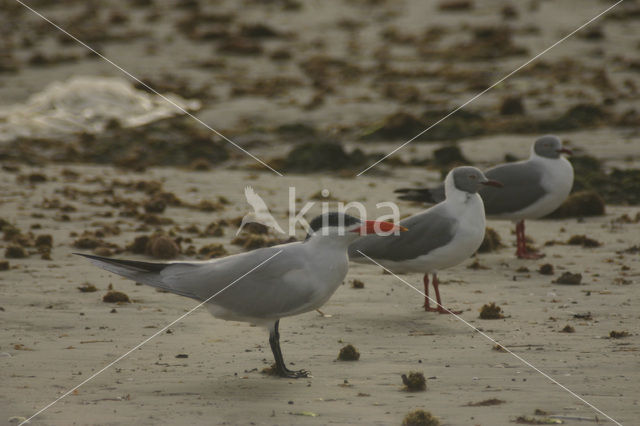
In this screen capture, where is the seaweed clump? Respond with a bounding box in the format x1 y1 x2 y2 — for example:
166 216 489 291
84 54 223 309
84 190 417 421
547 191 605 218
337 344 360 361
401 371 427 392
567 235 601 247
103 290 131 303
553 272 582 285
402 409 440 426
609 330 630 339
282 142 366 172
478 227 503 253
538 264 554 275
479 302 504 319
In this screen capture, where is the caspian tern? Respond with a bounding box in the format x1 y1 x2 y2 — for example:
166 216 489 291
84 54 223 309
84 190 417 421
77 212 403 378
395 135 573 259
350 167 502 314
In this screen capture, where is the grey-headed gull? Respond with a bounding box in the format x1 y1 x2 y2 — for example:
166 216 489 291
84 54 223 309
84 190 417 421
350 166 502 313
78 212 403 378
395 135 573 259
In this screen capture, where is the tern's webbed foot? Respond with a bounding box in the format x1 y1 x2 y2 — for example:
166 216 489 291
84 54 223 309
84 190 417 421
279 368 311 379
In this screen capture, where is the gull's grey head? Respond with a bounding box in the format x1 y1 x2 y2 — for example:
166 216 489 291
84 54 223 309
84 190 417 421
533 135 569 159
452 166 502 194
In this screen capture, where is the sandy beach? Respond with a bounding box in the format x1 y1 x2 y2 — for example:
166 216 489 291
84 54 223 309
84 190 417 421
1 0 640 425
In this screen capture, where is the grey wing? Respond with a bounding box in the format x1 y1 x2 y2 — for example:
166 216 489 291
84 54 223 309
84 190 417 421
161 244 313 318
480 161 546 215
349 205 458 262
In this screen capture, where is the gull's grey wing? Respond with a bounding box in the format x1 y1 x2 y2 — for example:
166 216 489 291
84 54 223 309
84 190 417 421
480 160 546 215
395 184 445 204
349 204 458 262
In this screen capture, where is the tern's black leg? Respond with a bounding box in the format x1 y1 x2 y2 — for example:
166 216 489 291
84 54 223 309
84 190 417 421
268 320 310 378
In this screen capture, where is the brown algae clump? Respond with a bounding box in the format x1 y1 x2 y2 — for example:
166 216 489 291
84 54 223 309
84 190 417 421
478 227 503 253
401 372 426 392
567 235 601 247
553 272 582 285
609 330 630 339
479 302 504 319
402 409 440 426
547 191 605 218
5 245 27 258
103 290 131 303
538 264 554 275
337 344 360 361
78 283 98 293
561 325 575 333
351 279 365 289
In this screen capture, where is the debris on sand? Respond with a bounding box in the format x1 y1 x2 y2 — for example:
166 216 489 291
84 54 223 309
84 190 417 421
0 260 9 271
126 234 180 259
479 302 504 319
401 371 426 392
351 279 365 289
467 259 489 270
282 142 366 172
609 330 630 339
402 409 440 426
538 264 554 275
515 415 563 424
493 344 507 352
198 243 228 259
148 235 180 259
560 325 575 333
360 112 426 141
78 283 98 293
553 272 582 285
337 344 360 361
438 0 473 11
103 290 131 303
465 398 505 406
35 234 53 249
432 145 469 167
573 312 592 320
478 227 503 253
231 234 284 251
566 235 601 247
500 96 525 115
547 191 605 218
5 245 26 259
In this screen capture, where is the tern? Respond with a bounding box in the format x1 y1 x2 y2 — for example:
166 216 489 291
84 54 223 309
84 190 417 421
395 135 573 259
77 212 402 378
350 166 502 313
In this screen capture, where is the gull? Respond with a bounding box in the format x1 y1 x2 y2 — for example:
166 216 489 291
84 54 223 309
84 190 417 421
395 135 573 259
236 186 285 235
78 212 402 378
350 166 502 313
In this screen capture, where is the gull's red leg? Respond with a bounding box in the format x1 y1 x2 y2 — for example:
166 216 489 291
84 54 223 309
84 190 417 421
423 274 435 311
432 274 462 314
516 220 544 259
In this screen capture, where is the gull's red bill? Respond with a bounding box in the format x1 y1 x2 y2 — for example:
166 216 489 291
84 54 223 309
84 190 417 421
354 220 408 235
556 148 572 155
